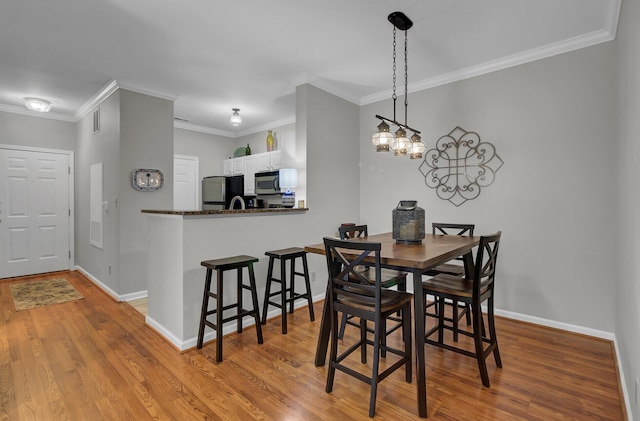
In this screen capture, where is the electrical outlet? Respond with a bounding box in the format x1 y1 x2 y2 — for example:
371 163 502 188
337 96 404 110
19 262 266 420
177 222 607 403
311 272 316 282
108 265 111 275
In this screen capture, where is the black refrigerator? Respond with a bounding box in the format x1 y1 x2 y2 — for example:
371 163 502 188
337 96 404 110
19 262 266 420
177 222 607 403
201 175 244 210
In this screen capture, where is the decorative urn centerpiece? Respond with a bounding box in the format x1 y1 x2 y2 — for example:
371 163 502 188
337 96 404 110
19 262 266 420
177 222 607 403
392 200 425 244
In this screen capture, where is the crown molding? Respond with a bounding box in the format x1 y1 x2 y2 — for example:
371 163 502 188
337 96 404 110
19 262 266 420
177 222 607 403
173 121 235 138
174 115 296 138
361 24 619 106
0 103 76 122
73 79 119 121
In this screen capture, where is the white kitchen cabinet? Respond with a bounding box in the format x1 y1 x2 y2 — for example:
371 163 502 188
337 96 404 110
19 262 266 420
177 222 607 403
223 159 233 175
269 150 282 170
243 155 257 194
256 150 282 173
232 157 244 174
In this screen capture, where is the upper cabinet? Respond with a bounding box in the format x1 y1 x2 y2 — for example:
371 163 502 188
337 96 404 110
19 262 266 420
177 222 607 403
243 155 257 194
256 150 281 172
223 150 283 194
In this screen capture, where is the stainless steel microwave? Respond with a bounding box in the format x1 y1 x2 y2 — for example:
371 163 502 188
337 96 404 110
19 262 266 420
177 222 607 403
254 170 280 194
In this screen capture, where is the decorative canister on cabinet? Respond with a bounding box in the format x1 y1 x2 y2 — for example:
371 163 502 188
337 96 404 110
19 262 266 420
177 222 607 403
266 130 275 152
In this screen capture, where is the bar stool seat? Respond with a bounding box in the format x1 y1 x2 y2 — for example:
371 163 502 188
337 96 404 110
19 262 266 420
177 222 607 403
261 247 315 334
198 255 263 362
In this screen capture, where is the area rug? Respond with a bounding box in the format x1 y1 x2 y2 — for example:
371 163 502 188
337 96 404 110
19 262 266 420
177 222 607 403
10 278 84 311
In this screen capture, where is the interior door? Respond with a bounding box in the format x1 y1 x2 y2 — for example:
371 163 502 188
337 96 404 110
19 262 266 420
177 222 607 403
0 147 71 278
173 155 199 210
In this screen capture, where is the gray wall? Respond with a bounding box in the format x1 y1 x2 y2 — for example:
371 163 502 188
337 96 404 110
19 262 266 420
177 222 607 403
118 90 174 295
75 91 121 290
174 128 234 178
0 111 76 151
616 0 640 418
360 41 618 332
75 89 174 296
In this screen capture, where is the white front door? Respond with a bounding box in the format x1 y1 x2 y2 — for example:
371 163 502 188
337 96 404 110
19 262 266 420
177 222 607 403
0 147 72 278
173 155 199 211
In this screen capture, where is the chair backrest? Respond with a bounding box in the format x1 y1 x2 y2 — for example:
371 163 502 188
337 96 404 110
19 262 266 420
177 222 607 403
432 222 475 237
323 237 382 308
339 224 368 240
472 231 502 298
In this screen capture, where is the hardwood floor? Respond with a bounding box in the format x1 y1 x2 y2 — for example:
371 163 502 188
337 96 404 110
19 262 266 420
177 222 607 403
0 271 626 420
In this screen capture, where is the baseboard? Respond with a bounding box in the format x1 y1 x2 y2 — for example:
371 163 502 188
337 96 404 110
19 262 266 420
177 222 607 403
74 266 147 302
493 308 615 341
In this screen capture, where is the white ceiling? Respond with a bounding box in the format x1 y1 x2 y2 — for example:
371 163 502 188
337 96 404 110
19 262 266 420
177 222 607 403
0 0 620 137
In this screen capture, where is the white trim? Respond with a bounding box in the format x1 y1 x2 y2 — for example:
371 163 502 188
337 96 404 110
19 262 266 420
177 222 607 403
0 144 75 272
493 308 614 340
173 115 296 138
73 79 119 121
75 266 119 301
0 104 75 122
121 290 148 301
360 28 618 106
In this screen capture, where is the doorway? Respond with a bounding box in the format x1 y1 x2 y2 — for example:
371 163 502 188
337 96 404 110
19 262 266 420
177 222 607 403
173 154 199 210
0 145 74 279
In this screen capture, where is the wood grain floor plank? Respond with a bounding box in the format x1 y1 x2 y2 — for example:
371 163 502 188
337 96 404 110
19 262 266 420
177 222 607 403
0 271 627 420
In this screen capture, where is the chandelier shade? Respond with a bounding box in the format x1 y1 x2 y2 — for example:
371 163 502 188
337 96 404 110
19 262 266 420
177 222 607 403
370 11 426 158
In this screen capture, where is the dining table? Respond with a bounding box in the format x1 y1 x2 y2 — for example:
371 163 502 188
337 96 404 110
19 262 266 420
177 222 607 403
305 232 479 418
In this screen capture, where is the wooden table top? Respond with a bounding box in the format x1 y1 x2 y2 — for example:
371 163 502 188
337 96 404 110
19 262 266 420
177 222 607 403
305 232 479 271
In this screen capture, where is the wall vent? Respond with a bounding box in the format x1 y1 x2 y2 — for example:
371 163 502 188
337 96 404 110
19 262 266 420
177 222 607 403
93 108 100 134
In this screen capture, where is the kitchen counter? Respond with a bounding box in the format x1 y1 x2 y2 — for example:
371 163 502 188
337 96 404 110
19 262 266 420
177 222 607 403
142 208 325 351
141 208 308 216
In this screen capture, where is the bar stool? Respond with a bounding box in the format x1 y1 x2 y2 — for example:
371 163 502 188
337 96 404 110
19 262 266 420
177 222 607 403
197 255 263 362
261 247 315 334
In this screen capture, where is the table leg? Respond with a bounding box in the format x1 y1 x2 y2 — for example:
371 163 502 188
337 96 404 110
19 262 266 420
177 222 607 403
413 268 428 418
314 257 342 366
314 282 331 366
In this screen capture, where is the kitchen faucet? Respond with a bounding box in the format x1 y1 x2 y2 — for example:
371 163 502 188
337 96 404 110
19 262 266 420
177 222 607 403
229 195 245 210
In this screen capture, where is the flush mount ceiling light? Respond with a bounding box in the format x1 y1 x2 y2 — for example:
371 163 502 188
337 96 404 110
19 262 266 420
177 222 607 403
230 108 242 126
371 11 425 159
24 97 51 113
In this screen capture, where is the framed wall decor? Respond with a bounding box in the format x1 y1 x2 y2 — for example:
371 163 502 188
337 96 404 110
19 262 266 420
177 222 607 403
132 168 164 191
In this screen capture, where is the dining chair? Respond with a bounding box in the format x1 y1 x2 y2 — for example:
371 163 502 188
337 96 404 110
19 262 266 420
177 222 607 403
424 223 475 342
422 231 502 387
336 224 407 347
323 237 412 417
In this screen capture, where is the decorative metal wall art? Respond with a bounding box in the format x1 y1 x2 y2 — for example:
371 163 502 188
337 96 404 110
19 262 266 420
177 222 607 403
419 127 503 207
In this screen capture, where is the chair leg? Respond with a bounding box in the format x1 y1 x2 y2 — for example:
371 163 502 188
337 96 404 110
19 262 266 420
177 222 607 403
465 303 472 325
247 263 263 344
452 299 460 342
280 258 287 334
437 297 445 344
289 257 295 314
261 257 275 325
360 319 367 364
472 301 490 387
301 254 315 321
403 304 412 383
236 267 243 334
487 296 502 368
338 312 348 339
325 300 338 393
197 268 213 349
369 318 382 418
216 269 224 362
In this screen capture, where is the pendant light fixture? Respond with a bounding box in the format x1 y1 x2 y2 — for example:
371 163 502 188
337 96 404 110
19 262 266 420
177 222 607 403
230 108 242 126
371 11 425 159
